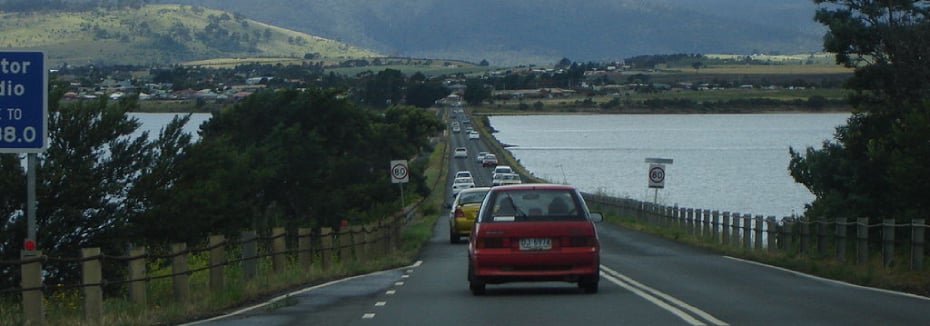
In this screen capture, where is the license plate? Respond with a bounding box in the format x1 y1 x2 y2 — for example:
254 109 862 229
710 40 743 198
519 238 551 251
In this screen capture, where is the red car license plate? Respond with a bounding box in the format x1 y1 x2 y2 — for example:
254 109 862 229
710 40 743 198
519 238 551 251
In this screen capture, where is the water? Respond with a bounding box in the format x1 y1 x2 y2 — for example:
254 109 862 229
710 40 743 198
488 113 850 218
131 112 212 140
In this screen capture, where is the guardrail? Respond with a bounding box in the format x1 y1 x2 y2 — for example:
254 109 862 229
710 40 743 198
582 193 928 271
5 219 403 325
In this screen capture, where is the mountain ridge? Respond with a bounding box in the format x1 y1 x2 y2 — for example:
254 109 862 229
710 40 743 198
155 0 827 66
0 3 380 66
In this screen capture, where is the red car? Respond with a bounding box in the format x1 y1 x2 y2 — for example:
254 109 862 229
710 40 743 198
467 184 603 295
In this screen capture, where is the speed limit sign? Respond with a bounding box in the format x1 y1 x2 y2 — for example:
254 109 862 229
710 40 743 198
390 160 409 184
648 164 665 189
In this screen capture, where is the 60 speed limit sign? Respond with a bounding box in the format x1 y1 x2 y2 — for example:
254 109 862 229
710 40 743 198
390 160 409 184
648 164 665 189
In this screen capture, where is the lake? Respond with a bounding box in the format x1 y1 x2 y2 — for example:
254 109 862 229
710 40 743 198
132 112 212 140
488 113 851 218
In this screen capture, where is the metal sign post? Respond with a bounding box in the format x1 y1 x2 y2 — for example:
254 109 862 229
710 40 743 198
645 158 673 206
2 50 47 326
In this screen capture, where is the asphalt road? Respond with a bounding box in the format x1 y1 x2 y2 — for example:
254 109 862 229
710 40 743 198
189 114 930 326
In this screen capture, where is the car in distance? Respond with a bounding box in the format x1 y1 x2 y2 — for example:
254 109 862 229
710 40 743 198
475 151 489 163
491 173 521 186
453 147 468 158
481 154 499 167
491 165 514 179
450 176 476 198
455 170 473 179
449 187 491 243
468 131 480 140
467 184 603 295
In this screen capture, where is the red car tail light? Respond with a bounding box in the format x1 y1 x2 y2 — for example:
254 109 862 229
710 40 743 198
454 208 465 218
477 237 510 248
561 236 598 248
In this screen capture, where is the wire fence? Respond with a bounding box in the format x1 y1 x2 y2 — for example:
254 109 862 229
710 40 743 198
583 193 928 271
5 217 405 325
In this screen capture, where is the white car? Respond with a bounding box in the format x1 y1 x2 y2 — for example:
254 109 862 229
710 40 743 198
468 131 479 140
491 173 522 186
453 147 468 158
492 165 514 179
451 177 476 197
455 170 473 179
475 152 489 163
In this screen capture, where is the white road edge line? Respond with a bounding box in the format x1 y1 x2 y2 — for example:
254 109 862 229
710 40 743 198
180 260 424 325
723 256 930 301
601 265 729 326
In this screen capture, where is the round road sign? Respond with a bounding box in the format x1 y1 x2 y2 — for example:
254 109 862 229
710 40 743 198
390 160 409 183
392 164 408 179
649 166 665 184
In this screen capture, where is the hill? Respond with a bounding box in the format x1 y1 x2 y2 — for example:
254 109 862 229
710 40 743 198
0 4 381 66
157 0 827 66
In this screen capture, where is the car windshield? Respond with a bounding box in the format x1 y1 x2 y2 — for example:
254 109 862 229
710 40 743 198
483 189 583 222
459 190 489 204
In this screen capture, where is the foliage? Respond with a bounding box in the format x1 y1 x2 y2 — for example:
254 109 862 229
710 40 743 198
790 1 930 221
0 84 194 292
152 89 443 243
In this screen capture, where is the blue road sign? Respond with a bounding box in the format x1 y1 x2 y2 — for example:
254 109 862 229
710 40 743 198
0 51 47 153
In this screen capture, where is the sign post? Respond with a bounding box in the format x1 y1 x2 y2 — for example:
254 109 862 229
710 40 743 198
2 50 47 326
390 160 409 211
645 158 673 205
0 51 47 255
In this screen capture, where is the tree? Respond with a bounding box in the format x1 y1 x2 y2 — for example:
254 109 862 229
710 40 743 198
360 69 406 108
463 79 491 106
0 89 194 290
405 80 448 108
162 89 441 238
789 1 930 221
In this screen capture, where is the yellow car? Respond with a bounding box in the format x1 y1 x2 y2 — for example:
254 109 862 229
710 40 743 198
449 187 491 243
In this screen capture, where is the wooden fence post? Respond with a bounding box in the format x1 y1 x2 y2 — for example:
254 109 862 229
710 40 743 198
353 225 366 262
754 215 764 250
835 218 847 262
82 248 102 325
783 218 794 253
298 228 313 272
766 216 777 252
722 212 731 246
209 235 225 293
128 246 146 305
272 227 286 273
321 227 333 271
338 227 351 264
743 215 752 250
817 220 826 256
172 243 190 305
800 217 810 254
703 210 711 238
732 213 743 248
21 250 45 326
911 219 925 271
856 218 869 265
241 230 257 280
712 211 720 244
364 224 375 261
883 218 895 268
